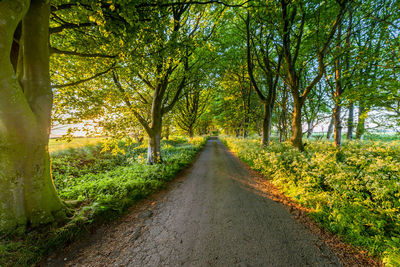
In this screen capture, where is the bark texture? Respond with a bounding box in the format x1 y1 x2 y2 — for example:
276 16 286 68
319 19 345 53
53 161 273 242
262 102 273 146
0 0 65 232
355 104 367 140
333 24 343 148
291 99 304 151
147 101 163 164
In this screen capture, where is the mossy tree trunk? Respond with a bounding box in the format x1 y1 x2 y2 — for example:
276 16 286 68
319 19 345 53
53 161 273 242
0 0 65 233
188 127 194 138
290 98 304 151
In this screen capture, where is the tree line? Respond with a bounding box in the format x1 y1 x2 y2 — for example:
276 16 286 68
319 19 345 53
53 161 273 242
0 0 398 232
214 0 399 150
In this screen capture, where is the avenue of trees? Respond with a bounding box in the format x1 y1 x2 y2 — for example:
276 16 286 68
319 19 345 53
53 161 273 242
0 0 399 233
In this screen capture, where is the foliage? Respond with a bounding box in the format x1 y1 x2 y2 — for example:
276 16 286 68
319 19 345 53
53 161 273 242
221 136 400 264
0 136 206 267
53 137 205 205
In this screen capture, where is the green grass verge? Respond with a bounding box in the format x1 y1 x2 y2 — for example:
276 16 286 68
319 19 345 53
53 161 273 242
0 136 207 267
220 136 400 266
48 137 105 153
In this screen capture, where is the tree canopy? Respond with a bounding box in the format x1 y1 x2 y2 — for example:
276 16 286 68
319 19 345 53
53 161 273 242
0 0 399 233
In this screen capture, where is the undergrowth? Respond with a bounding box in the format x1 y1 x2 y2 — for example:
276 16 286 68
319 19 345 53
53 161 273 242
221 136 400 266
0 136 207 267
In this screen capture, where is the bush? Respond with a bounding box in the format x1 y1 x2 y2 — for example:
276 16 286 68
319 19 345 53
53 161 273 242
53 137 205 209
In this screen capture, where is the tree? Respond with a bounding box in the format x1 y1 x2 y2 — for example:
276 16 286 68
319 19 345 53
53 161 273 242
245 5 282 146
303 81 331 139
51 1 218 164
175 77 211 137
323 7 354 147
0 0 65 232
279 0 347 150
111 3 217 164
275 84 290 142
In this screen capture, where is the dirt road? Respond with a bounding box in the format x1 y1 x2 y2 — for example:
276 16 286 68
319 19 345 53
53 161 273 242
47 138 341 266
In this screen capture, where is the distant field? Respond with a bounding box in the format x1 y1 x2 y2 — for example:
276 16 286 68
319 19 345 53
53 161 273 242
49 137 105 153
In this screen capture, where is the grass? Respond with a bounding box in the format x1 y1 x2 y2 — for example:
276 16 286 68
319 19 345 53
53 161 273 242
300 132 399 143
0 136 207 267
48 137 105 153
221 136 400 266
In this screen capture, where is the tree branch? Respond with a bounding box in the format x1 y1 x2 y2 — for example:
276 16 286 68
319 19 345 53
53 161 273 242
135 0 250 9
50 46 117 58
49 22 95 34
162 76 186 115
51 3 91 12
51 66 113 89
137 72 155 91
112 71 152 135
246 11 266 102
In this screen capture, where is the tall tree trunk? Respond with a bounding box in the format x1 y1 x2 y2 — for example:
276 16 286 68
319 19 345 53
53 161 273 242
347 102 354 140
242 118 248 138
345 8 353 141
327 115 334 139
147 96 163 164
147 121 162 164
0 0 65 232
333 103 342 146
242 119 248 138
278 114 284 142
355 104 367 140
262 102 273 146
241 93 248 138
291 98 304 151
245 11 279 146
188 126 194 138
279 88 288 142
333 23 343 148
148 130 162 164
256 121 261 136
